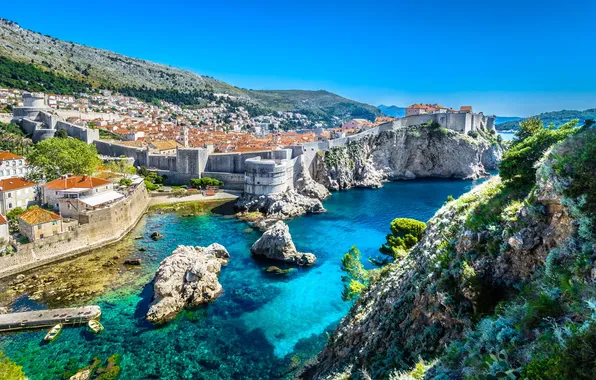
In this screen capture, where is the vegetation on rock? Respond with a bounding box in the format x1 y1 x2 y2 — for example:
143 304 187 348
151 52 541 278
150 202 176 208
340 246 370 301
306 123 596 379
0 351 25 380
379 218 427 260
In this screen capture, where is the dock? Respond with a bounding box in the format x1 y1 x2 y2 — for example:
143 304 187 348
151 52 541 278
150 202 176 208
0 305 101 332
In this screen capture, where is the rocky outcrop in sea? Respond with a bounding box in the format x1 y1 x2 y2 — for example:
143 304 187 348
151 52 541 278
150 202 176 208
251 221 316 265
312 126 503 190
146 243 230 323
235 190 325 220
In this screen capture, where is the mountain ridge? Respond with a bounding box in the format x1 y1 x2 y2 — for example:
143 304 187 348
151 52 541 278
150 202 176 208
0 18 379 123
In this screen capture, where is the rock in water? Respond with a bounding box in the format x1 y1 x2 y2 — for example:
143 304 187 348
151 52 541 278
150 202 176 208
250 221 316 265
236 189 325 220
146 243 230 323
150 232 163 241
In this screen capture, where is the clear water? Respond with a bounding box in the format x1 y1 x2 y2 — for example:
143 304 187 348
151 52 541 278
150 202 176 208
0 179 484 379
498 131 516 142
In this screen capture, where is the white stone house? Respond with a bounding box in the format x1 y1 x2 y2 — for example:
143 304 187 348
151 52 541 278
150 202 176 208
0 152 29 180
41 175 113 211
0 177 38 215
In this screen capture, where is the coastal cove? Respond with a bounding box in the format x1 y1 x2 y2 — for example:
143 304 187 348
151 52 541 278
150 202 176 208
0 177 486 379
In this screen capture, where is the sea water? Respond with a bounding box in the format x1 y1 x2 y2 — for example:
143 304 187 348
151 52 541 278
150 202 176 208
0 178 484 379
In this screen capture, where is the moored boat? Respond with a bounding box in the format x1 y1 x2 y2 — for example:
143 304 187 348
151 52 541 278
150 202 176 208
44 324 62 342
88 319 104 334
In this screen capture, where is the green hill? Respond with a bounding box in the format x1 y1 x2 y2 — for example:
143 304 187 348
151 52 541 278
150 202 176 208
0 18 378 123
497 109 596 130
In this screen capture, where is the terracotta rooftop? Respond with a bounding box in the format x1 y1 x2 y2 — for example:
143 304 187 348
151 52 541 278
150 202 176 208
149 140 181 151
0 177 37 191
0 152 24 161
0 214 6 224
43 176 111 190
19 207 61 225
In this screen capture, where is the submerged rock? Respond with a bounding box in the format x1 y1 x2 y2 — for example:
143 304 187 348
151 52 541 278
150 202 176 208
150 232 163 241
124 258 142 265
265 266 296 275
250 221 316 265
146 243 230 323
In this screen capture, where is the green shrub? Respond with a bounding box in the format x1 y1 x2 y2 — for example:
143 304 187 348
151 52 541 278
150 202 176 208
119 178 132 187
190 177 224 189
552 128 596 217
0 351 25 380
468 130 479 138
379 218 426 260
500 118 578 186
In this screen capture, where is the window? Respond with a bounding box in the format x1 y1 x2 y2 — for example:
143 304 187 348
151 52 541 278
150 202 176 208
8 203 12 208
95 189 99 193
38 225 42 230
7 193 11 198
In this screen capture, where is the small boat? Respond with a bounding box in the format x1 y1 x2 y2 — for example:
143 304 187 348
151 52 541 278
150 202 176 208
88 320 104 334
44 324 62 342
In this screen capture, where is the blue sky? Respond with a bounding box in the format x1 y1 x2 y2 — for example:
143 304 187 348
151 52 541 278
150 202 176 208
1 0 594 116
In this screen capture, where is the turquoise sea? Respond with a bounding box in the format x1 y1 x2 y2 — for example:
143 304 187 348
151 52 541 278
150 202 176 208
0 179 485 379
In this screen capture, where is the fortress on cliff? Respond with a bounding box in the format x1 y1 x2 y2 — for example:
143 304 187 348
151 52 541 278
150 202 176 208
13 93 496 197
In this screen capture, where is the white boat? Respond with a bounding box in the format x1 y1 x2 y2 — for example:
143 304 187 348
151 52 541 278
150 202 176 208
44 324 62 342
88 319 104 334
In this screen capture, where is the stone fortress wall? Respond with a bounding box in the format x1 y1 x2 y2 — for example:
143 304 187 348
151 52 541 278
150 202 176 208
0 181 150 279
95 111 495 195
13 93 495 197
13 93 100 143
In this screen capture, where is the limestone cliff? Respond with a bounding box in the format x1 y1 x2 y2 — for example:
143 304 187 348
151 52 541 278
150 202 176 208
303 130 595 379
312 125 503 190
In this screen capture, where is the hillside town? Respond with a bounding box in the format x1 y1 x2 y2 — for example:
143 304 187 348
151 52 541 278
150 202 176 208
0 83 498 262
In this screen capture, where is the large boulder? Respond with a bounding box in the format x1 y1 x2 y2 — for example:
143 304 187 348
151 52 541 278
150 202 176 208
146 243 230 323
236 189 325 219
250 221 316 265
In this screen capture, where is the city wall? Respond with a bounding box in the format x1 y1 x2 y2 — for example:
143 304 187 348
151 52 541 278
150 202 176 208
0 183 150 279
55 120 100 144
94 140 150 167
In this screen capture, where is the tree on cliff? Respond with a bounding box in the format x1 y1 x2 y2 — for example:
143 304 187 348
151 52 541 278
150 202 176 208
26 137 101 181
341 246 370 301
500 118 578 186
379 218 427 260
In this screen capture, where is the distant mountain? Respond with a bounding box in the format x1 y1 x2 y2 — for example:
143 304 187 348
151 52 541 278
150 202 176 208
496 109 596 130
0 18 379 122
378 104 406 118
495 116 523 125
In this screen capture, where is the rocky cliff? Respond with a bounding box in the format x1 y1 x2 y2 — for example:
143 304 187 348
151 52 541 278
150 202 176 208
313 125 503 190
303 129 595 379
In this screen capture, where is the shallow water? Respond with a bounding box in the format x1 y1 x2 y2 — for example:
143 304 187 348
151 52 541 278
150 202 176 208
0 178 484 379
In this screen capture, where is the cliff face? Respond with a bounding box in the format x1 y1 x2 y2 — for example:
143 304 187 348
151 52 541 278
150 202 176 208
312 126 503 191
303 130 594 379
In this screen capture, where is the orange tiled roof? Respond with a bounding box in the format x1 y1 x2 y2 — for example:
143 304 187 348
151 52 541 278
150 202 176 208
43 176 111 190
0 214 7 224
0 152 24 161
0 177 36 191
19 206 61 225
149 140 181 151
